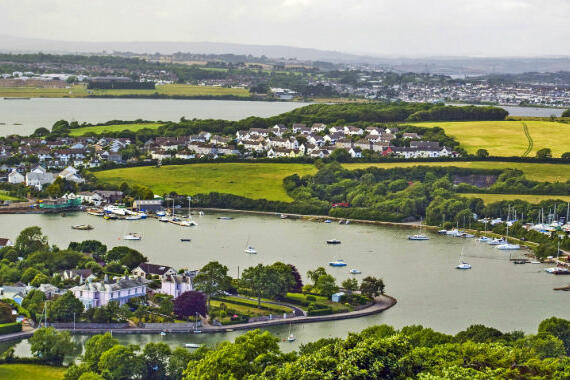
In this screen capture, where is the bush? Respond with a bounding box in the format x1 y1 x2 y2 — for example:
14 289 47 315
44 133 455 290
307 307 333 316
306 295 316 302
0 322 22 335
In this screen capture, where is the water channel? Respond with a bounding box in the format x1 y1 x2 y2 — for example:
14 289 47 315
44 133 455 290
1 212 568 355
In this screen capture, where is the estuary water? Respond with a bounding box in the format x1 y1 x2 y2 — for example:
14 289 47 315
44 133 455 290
0 98 310 137
0 212 568 355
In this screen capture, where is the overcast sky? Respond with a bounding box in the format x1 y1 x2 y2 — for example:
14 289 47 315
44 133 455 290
0 0 568 57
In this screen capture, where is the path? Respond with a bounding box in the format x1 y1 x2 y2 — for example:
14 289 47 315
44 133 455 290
522 122 534 157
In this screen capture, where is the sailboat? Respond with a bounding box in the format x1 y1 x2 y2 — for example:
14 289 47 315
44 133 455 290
244 236 257 254
408 218 429 240
456 248 471 270
496 206 520 250
286 323 295 342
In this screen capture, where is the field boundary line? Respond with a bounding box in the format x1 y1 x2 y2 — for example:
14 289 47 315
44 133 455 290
522 122 533 157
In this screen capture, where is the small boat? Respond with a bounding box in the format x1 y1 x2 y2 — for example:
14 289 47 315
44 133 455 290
160 331 167 336
156 211 166 217
104 214 118 220
324 219 332 223
462 233 475 238
530 261 541 264
478 236 491 242
345 220 350 225
488 238 505 245
286 323 295 342
71 224 93 230
180 238 192 242
125 214 142 220
139 212 148 219
326 239 341 244
87 209 104 216
329 260 347 267
159 216 170 222
244 246 257 254
280 214 288 219
545 267 570 275
338 220 344 224
123 233 142 241
184 343 202 348
496 243 520 250
179 220 198 227
349 269 361 274
408 234 429 241
217 216 234 220
438 229 448 234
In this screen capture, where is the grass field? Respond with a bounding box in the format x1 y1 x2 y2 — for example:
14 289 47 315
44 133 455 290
0 364 65 380
459 193 570 204
343 161 570 182
69 123 164 136
408 120 570 157
0 84 250 98
93 163 317 202
0 191 21 201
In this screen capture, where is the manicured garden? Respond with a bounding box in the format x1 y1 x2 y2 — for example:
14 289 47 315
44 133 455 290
0 364 65 380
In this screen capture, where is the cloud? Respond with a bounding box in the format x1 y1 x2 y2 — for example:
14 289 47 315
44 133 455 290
0 0 567 56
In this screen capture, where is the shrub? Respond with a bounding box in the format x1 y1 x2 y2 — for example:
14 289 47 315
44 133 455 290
0 322 22 335
306 295 316 302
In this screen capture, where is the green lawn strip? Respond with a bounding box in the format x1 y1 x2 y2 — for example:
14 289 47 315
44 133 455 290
93 163 317 202
459 193 570 205
69 123 164 136
215 296 293 313
0 364 65 380
283 293 350 314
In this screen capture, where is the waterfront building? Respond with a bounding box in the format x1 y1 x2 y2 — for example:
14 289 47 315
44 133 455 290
71 276 148 309
159 274 194 298
132 263 177 278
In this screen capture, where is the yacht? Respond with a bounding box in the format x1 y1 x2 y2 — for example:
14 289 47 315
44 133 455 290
456 262 472 270
349 269 361 274
478 236 491 242
104 205 126 216
184 343 202 348
329 260 347 267
544 267 570 275
86 209 104 217
326 239 341 244
488 238 505 245
496 242 520 250
123 233 142 241
244 246 257 254
71 224 93 230
125 214 142 220
156 210 166 217
159 216 170 222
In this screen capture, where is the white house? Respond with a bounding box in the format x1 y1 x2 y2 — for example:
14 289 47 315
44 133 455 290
132 263 177 279
25 171 54 190
77 191 104 206
7 170 24 184
159 274 194 298
59 166 85 183
71 276 148 309
0 238 13 248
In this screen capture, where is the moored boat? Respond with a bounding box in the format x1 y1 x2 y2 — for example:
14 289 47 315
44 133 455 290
326 239 341 244
349 269 361 274
180 238 192 242
408 234 429 241
71 224 93 230
329 259 347 267
184 343 202 348
123 233 142 241
496 243 520 250
244 246 257 254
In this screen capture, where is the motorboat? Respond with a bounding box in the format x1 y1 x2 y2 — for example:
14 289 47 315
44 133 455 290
478 236 491 242
487 238 505 245
184 343 202 348
280 214 288 219
180 238 192 242
86 209 104 217
160 331 167 336
438 229 448 234
104 205 126 216
179 220 198 227
123 233 142 241
125 214 142 220
329 260 347 267
217 216 234 220
244 246 257 254
159 216 170 222
326 239 341 244
408 234 429 241
156 211 166 217
71 224 93 230
456 262 472 270
349 269 361 274
324 219 332 223
139 212 148 219
496 243 520 250
544 267 570 275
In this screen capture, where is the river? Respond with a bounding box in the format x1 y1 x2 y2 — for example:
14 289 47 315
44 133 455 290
0 212 568 356
0 98 564 137
0 98 310 137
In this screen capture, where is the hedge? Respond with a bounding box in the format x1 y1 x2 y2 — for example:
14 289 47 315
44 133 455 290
307 308 333 316
212 297 291 314
0 322 22 335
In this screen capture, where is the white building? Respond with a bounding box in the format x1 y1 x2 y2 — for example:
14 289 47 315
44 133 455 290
7 170 24 184
71 276 147 309
159 274 194 298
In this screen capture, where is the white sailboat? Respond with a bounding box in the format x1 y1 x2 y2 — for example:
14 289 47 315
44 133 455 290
456 248 471 270
408 218 429 240
496 206 520 250
287 322 295 342
244 235 257 254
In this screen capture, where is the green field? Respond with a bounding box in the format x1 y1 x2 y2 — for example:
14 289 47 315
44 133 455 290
343 161 570 182
0 84 250 98
459 193 570 204
0 191 21 201
408 120 570 157
93 163 317 202
0 364 65 380
69 123 164 136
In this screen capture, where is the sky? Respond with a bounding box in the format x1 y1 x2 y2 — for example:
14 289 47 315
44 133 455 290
0 0 568 57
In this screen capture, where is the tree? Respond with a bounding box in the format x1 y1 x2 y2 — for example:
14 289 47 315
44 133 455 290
241 264 286 306
561 152 570 160
29 327 75 365
0 301 15 323
455 324 505 343
536 148 552 159
476 148 489 158
173 291 207 319
538 317 570 355
314 274 338 298
14 226 48 257
32 127 50 137
98 345 142 380
516 332 565 359
168 347 194 380
341 278 358 293
105 246 147 270
21 267 42 283
78 373 105 380
30 273 51 287
22 289 46 320
82 332 119 372
306 267 327 285
141 342 171 380
359 276 385 298
288 264 303 293
193 261 232 308
48 292 84 322
329 148 351 162
562 108 570 117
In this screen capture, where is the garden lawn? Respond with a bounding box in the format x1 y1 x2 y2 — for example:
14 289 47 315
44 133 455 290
69 123 163 136
0 191 22 201
0 364 65 380
459 193 570 205
343 161 570 183
218 296 293 313
93 163 317 202
407 120 570 157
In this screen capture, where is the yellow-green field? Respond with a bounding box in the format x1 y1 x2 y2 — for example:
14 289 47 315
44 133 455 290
93 163 317 202
408 120 570 157
69 123 164 136
0 364 65 380
459 193 570 204
0 84 250 98
343 161 570 182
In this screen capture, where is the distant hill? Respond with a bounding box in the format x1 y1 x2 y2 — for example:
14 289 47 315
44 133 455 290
1 35 569 75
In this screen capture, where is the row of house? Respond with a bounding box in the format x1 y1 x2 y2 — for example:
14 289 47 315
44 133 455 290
7 165 85 190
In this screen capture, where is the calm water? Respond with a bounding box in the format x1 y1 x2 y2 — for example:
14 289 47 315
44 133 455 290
1 212 569 356
0 98 563 137
0 98 310 136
